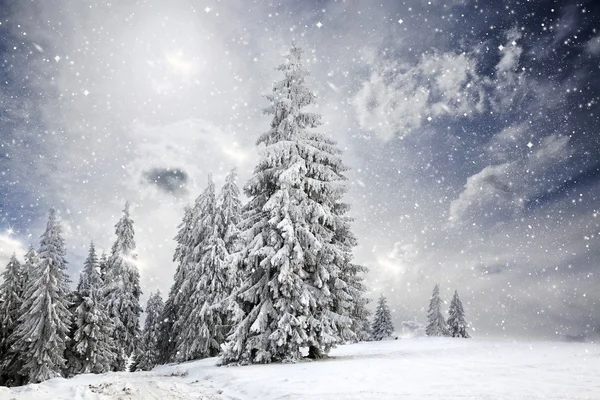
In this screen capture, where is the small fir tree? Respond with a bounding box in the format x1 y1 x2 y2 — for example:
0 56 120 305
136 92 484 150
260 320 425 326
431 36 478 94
0 254 23 384
217 168 243 255
447 290 470 338
134 291 164 371
426 284 448 337
98 251 109 281
0 254 23 343
72 242 116 373
371 295 395 341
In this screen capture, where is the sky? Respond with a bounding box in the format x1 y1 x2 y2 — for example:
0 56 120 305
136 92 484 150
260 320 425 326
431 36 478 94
0 0 599 341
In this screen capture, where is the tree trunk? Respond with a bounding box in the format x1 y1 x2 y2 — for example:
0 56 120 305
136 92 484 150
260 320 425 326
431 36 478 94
307 345 323 359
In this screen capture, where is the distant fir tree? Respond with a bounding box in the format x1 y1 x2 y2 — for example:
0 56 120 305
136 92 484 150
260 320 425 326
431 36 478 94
0 254 22 343
371 295 395 341
447 290 470 338
177 175 231 360
11 209 71 383
134 291 164 371
63 289 82 377
217 168 243 255
222 44 364 364
426 284 448 337
340 262 371 342
20 246 38 292
98 251 109 281
72 242 116 374
0 254 23 383
158 205 194 363
103 202 142 370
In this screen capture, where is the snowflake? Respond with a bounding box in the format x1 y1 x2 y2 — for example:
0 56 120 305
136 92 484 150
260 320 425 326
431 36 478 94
316 21 323 28
54 55 61 62
527 142 533 148
498 45 504 51
83 90 90 96
398 19 404 24
205 7 211 13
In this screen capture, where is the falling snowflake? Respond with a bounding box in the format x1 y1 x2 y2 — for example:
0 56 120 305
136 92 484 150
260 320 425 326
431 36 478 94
205 7 211 13
54 55 61 62
498 45 504 51
398 19 404 24
527 142 533 148
316 21 323 28
83 90 90 96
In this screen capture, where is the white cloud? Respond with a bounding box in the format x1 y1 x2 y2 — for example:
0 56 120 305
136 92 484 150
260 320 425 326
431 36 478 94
496 29 523 74
353 51 485 140
353 28 527 140
585 34 600 55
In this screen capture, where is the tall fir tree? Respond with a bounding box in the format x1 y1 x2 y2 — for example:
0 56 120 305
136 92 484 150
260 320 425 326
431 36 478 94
222 44 365 364
103 202 142 370
0 254 23 384
72 242 116 374
134 291 164 371
158 205 194 363
176 176 231 360
426 284 448 337
447 290 470 338
11 209 71 383
371 295 395 341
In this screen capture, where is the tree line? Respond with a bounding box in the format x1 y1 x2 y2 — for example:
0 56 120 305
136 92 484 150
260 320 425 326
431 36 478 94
0 44 472 387
0 43 372 385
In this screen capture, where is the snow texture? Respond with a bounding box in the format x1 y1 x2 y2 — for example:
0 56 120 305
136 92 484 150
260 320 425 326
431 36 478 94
2 338 598 399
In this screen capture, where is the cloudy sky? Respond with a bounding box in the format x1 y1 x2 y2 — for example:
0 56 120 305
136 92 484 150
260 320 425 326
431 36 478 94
1 0 599 340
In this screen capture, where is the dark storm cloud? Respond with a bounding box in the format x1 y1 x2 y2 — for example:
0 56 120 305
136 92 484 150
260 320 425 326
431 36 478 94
143 167 188 196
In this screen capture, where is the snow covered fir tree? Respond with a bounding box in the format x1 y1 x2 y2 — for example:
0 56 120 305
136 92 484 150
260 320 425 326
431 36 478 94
371 295 395 341
426 284 448 337
0 254 24 385
103 202 143 371
447 290 470 338
71 242 116 374
8 209 72 384
133 291 164 371
175 175 231 361
220 43 369 365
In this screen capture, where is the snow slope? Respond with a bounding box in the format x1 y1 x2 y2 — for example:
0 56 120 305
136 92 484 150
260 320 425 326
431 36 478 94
2 338 599 399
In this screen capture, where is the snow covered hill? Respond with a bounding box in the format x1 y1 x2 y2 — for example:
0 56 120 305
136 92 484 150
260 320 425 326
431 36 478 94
2 337 598 399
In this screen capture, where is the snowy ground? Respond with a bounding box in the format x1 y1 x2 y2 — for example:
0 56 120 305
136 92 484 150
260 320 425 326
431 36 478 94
2 337 599 399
